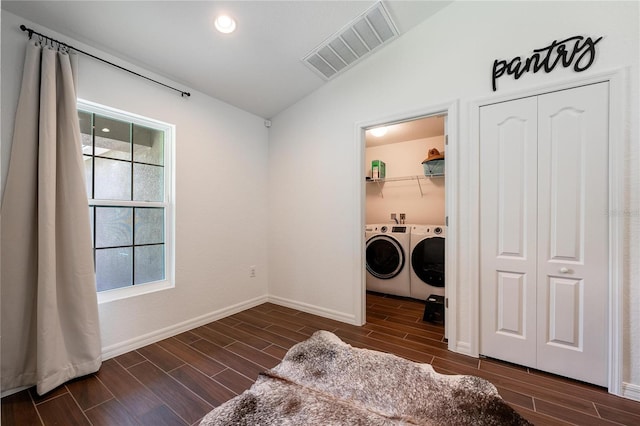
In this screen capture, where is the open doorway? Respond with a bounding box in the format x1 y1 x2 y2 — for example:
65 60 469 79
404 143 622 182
361 110 450 338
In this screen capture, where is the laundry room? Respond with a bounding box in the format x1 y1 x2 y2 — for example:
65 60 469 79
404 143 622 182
364 114 447 317
365 114 445 226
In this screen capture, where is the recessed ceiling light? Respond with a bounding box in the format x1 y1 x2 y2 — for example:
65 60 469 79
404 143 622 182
215 15 236 34
370 127 388 137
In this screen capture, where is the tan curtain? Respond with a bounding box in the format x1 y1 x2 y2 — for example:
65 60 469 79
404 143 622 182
1 41 101 395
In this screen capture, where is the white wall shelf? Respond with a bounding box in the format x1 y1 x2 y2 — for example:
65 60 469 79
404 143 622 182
366 174 443 198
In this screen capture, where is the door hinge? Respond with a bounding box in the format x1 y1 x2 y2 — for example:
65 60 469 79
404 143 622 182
446 216 449 226
445 134 449 145
445 298 448 309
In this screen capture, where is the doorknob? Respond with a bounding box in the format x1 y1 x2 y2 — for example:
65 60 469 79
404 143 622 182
559 267 570 274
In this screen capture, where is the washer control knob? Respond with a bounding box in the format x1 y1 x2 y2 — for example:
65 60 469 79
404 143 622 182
381 226 387 233
434 227 442 234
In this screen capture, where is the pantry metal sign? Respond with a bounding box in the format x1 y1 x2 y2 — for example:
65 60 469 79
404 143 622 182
492 35 602 91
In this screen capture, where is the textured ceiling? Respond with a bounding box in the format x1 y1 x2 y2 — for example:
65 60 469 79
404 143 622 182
2 1 452 118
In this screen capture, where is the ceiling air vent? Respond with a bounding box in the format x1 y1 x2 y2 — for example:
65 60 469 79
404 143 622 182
303 1 399 80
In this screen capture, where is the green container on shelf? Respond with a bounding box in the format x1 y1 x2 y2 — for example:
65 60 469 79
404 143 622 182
371 160 386 179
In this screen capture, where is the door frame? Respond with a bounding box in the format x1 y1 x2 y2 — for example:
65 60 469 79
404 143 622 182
354 101 459 343
468 68 627 395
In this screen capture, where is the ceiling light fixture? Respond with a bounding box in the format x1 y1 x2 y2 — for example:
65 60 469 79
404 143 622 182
215 15 236 34
370 127 388 137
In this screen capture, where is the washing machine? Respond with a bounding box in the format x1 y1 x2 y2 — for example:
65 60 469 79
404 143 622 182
365 224 411 297
409 225 446 300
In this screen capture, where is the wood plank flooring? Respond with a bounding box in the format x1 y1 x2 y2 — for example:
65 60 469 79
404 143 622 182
3 292 640 425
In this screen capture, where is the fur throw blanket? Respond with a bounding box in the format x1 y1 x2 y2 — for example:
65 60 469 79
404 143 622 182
199 330 532 425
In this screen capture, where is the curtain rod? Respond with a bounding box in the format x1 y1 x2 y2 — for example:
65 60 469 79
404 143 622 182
20 24 191 98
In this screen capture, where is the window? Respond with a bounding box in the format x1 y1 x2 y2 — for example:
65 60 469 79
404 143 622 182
78 100 173 299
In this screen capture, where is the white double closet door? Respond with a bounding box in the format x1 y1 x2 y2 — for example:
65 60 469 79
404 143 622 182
479 82 609 386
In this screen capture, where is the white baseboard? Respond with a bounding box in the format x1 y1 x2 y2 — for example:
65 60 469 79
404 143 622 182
267 295 358 325
101 294 268 360
622 382 640 401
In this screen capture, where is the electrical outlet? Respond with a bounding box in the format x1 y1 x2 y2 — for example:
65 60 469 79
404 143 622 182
249 265 256 278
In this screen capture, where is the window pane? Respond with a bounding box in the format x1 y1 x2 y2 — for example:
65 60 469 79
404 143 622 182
94 158 131 200
135 208 164 245
133 124 164 166
134 245 164 284
89 206 94 248
96 247 132 291
83 155 92 199
133 164 163 202
78 111 93 155
78 101 171 294
95 207 133 248
94 115 131 161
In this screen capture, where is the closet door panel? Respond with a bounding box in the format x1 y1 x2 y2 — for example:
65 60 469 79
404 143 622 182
547 276 583 349
548 108 583 261
496 271 527 337
537 82 609 386
479 97 538 367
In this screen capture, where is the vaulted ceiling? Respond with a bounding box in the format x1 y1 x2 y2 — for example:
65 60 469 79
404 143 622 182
2 1 452 118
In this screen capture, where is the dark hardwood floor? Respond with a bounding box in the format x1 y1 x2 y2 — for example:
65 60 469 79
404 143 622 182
3 292 640 425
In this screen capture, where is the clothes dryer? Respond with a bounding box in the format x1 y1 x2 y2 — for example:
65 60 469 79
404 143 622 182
409 225 445 300
365 224 411 297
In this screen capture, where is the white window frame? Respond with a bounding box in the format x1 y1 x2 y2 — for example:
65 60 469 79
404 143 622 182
77 99 175 304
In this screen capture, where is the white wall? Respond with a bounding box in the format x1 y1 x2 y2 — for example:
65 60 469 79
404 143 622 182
1 11 270 356
365 136 445 225
268 1 640 395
